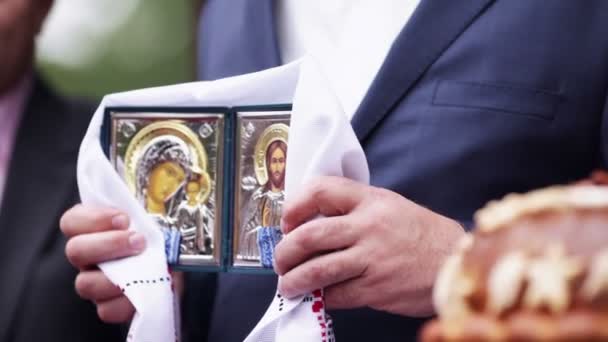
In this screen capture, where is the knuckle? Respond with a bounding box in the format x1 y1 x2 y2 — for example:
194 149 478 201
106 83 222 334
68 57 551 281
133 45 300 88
312 221 331 241
74 273 93 297
110 231 129 250
59 205 79 235
308 262 326 285
272 245 287 274
305 221 334 248
294 227 315 250
324 261 341 282
349 211 374 235
97 299 131 323
89 209 108 228
328 218 348 237
65 238 83 266
97 305 113 323
368 186 390 202
309 178 328 201
366 191 400 229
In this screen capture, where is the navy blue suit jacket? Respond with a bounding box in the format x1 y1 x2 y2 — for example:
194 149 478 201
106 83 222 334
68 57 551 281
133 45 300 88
185 1 608 341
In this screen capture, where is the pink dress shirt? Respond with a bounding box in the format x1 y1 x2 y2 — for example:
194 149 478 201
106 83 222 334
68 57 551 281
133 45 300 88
0 74 32 207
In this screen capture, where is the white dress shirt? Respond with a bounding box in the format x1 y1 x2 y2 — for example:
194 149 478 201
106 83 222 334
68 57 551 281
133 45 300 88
276 0 421 118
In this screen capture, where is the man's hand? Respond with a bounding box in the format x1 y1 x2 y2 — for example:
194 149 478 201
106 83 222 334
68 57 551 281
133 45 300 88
60 204 144 323
273 176 465 317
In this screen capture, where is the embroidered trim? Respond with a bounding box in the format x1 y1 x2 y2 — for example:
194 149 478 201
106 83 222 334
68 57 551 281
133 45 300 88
119 276 173 292
311 289 335 342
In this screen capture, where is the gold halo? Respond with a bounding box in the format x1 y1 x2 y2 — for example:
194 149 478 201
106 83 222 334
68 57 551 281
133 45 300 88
123 120 208 194
253 123 289 186
197 171 212 204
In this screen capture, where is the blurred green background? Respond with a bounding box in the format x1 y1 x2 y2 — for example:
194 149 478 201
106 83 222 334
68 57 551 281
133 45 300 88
35 0 201 100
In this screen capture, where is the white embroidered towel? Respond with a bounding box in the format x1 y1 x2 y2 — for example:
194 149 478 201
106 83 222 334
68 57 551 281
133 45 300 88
243 58 369 342
77 56 368 342
77 62 300 342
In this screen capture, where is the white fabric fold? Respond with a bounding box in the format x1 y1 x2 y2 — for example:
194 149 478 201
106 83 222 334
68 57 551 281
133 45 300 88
77 62 300 342
277 0 419 117
243 58 370 342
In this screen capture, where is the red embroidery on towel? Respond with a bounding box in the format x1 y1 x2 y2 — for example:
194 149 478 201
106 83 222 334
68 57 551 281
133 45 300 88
311 289 334 342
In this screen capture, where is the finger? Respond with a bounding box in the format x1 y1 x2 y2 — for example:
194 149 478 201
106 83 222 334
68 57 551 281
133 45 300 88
65 230 146 269
278 248 366 298
60 204 130 237
274 216 358 275
281 176 367 234
324 278 368 310
75 270 123 301
96 296 135 324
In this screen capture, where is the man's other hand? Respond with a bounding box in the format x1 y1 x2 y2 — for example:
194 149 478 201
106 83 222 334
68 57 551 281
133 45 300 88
274 176 465 317
60 204 144 323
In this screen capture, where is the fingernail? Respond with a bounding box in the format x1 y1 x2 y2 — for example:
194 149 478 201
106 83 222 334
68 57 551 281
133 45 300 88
112 214 129 230
128 232 146 252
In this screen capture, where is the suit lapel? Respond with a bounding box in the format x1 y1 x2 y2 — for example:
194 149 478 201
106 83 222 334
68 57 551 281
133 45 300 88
0 79 77 338
351 0 496 141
